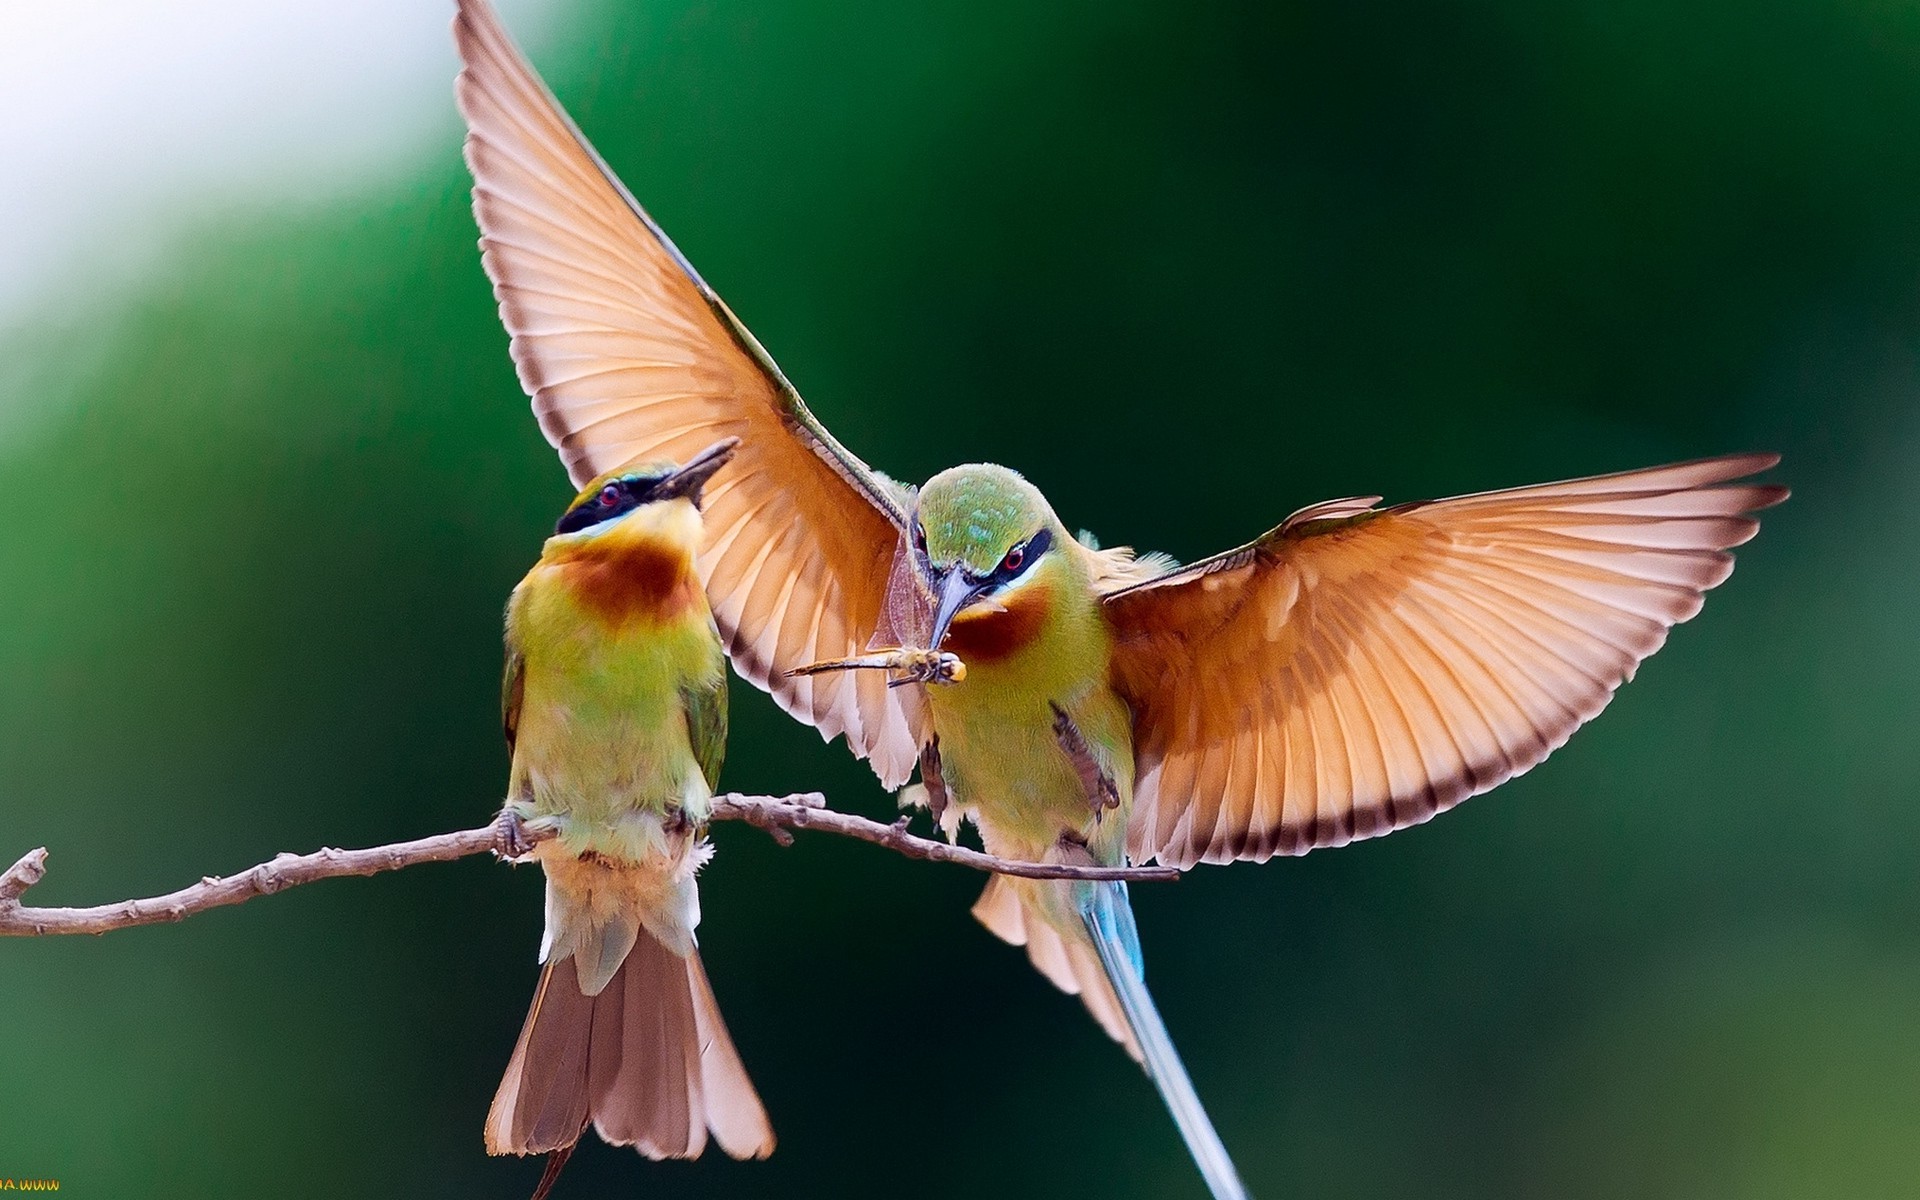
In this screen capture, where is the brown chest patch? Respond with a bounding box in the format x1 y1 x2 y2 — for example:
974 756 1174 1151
564 537 698 627
944 580 1052 664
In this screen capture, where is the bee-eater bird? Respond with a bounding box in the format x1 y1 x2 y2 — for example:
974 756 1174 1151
486 436 774 1195
453 2 1787 1194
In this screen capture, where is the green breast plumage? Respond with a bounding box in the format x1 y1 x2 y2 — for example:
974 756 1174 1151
926 560 1134 867
505 553 725 864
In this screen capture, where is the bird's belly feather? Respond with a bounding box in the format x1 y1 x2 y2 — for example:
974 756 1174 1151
510 604 717 869
929 655 1135 869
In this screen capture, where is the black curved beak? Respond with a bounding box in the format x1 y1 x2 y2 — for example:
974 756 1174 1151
926 566 987 652
653 437 740 506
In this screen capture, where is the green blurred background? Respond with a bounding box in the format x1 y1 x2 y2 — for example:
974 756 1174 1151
3 0 1916 1196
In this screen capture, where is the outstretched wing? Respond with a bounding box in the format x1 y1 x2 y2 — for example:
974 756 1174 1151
1104 453 1787 868
454 0 925 786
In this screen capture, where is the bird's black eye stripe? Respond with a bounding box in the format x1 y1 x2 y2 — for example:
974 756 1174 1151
990 528 1051 583
555 478 654 534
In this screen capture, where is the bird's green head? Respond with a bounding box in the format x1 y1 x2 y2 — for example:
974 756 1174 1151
552 437 738 537
913 464 1066 654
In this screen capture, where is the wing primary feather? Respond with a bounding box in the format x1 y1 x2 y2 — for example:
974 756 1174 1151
455 0 927 783
1112 453 1783 864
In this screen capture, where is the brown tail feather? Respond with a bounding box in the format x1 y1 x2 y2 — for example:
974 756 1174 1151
972 876 1143 1061
528 1146 575 1200
686 951 779 1157
486 932 775 1161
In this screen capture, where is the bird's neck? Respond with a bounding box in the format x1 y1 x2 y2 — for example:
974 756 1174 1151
939 545 1107 698
543 503 704 631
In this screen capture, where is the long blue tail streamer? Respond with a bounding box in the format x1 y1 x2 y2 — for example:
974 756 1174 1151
1082 882 1251 1200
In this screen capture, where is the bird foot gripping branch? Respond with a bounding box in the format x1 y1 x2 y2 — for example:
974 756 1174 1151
784 646 967 689
492 808 546 861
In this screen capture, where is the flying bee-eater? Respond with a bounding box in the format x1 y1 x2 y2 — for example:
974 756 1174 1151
452 1 1788 1194
486 436 774 1197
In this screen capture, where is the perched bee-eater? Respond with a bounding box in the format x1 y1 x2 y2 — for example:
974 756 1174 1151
454 2 1787 1195
486 436 774 1196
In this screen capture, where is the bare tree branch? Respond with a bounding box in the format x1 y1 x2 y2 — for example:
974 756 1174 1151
0 793 1177 938
0 817 540 938
711 794 1177 882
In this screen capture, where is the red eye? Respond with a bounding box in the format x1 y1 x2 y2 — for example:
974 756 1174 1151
599 485 621 506
1001 544 1025 573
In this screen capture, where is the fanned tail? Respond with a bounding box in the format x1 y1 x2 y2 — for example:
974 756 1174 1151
1082 882 1251 1200
485 928 776 1163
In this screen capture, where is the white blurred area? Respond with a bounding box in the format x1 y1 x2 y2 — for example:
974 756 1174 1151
0 0 554 328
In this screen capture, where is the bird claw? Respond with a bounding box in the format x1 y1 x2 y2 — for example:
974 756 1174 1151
1050 703 1120 817
785 647 967 687
494 809 537 861
918 740 951 830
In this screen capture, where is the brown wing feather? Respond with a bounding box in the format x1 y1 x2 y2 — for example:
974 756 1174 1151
454 0 925 786
502 645 525 759
1104 453 1788 868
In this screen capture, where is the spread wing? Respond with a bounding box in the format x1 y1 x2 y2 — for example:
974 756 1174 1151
454 0 925 786
1104 453 1788 868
